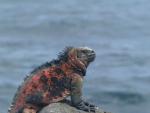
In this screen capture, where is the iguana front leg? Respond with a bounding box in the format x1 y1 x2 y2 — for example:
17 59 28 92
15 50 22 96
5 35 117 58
71 73 96 112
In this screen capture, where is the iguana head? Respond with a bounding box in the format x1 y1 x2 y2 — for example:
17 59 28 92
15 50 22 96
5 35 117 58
59 47 96 70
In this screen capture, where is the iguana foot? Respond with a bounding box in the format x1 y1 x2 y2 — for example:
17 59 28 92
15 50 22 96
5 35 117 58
74 101 97 113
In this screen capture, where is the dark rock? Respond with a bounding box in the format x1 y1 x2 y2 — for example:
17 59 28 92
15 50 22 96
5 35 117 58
39 101 111 113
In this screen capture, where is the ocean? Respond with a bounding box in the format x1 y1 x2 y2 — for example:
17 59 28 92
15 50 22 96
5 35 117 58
0 0 150 113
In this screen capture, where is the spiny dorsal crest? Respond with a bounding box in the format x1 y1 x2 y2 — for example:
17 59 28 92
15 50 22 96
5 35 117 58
58 46 74 62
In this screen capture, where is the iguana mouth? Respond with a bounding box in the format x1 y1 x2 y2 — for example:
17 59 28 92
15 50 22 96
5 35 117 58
87 52 95 62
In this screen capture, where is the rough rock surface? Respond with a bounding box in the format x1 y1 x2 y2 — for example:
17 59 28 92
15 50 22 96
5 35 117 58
39 101 110 113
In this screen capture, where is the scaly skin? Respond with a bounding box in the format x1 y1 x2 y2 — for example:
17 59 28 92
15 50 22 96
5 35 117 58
8 47 96 113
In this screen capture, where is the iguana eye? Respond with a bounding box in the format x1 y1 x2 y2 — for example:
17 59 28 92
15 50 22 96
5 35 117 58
77 50 87 59
77 51 82 58
81 50 87 54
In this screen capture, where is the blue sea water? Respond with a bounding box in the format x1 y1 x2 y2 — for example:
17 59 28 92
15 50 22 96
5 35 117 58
0 0 150 113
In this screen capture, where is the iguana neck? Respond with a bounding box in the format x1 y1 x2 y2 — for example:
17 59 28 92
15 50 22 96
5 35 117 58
60 59 87 76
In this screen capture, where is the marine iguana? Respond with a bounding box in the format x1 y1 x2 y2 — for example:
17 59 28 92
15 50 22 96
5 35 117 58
8 47 97 113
